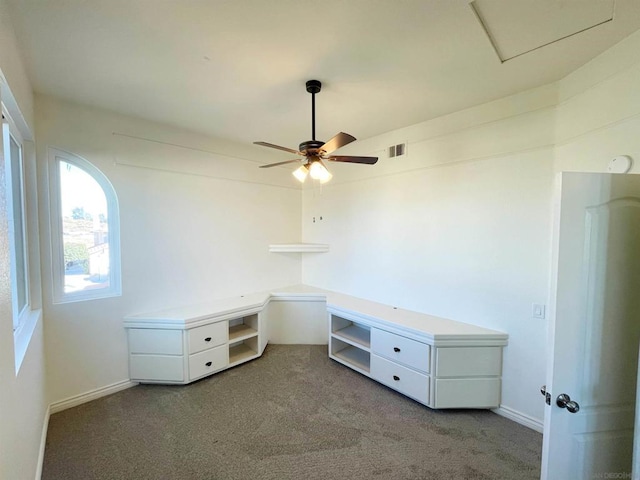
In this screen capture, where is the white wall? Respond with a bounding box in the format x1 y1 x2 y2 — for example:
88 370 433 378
302 28 640 427
0 0 33 131
35 96 304 405
302 86 557 425
555 30 640 174
0 1 48 478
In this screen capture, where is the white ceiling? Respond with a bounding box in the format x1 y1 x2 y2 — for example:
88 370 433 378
7 0 640 151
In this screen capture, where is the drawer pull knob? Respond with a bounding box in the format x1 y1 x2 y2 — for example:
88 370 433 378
393 375 400 381
205 361 212 367
393 347 401 353
205 337 212 342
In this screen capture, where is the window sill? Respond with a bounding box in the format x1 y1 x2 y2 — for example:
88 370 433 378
14 308 42 375
52 288 121 305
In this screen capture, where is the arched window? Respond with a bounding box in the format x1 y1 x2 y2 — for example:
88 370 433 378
49 148 121 303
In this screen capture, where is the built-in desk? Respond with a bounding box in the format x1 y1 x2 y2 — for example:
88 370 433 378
124 285 508 408
326 292 508 409
124 292 270 384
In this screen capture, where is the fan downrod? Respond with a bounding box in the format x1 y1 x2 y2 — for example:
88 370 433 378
305 79 322 143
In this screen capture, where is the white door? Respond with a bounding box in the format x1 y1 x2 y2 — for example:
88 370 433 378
542 172 640 479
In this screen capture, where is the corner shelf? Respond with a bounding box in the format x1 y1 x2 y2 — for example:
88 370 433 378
269 243 329 253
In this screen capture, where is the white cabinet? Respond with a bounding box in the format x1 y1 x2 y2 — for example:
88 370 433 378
432 346 503 408
129 351 185 382
330 316 371 374
371 328 430 373
124 295 267 384
123 286 507 407
370 354 430 404
129 328 182 355
188 345 228 381
228 314 260 366
188 322 227 354
327 297 508 409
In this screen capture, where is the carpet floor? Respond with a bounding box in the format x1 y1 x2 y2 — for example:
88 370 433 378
42 344 542 479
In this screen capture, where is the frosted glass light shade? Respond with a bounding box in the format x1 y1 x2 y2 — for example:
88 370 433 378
309 161 332 183
292 164 309 182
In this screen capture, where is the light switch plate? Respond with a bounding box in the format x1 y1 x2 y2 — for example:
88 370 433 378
532 303 546 319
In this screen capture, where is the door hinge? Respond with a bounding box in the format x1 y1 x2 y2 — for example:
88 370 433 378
541 385 551 405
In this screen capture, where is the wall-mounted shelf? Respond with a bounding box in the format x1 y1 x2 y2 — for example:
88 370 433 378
269 243 329 253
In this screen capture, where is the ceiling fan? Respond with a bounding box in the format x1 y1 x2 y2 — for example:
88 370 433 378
254 80 378 183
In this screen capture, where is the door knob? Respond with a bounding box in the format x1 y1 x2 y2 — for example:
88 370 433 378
556 393 570 407
566 401 580 413
540 385 546 396
556 393 580 413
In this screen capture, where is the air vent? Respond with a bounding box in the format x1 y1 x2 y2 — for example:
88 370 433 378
388 143 406 158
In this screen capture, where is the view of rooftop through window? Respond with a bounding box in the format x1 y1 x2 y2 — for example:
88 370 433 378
59 161 110 293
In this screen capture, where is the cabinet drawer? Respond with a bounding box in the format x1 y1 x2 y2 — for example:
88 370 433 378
434 378 501 408
435 347 502 377
371 328 430 373
188 321 227 354
129 354 184 382
188 345 228 380
370 354 429 404
128 329 183 355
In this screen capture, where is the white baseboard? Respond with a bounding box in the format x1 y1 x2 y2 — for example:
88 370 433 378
36 405 50 480
49 380 138 414
492 405 544 433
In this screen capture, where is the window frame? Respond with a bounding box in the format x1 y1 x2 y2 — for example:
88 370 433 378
48 147 122 304
3 108 29 332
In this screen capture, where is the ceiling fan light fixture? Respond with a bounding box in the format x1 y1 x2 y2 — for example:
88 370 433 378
254 80 378 177
309 160 332 183
320 170 333 184
292 164 309 183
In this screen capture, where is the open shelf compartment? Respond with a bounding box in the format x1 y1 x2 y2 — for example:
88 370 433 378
229 314 259 342
331 314 370 350
330 337 370 374
229 336 259 366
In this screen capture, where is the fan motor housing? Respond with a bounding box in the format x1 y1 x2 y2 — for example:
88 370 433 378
299 140 324 154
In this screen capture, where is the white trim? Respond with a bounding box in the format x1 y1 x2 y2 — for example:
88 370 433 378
47 147 122 304
36 405 51 480
14 308 41 374
492 405 544 433
49 380 138 414
0 73 33 141
3 114 30 333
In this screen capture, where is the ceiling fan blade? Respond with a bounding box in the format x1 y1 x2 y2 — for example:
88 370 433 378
326 155 378 165
320 132 356 155
259 159 301 169
254 141 303 156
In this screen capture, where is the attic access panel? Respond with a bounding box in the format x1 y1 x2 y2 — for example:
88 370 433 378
471 0 615 62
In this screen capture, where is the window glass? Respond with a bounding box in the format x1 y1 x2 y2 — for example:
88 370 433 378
59 160 110 294
9 134 27 317
49 148 120 303
4 120 29 329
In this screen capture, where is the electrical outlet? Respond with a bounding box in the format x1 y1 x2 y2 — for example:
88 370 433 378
532 304 546 319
